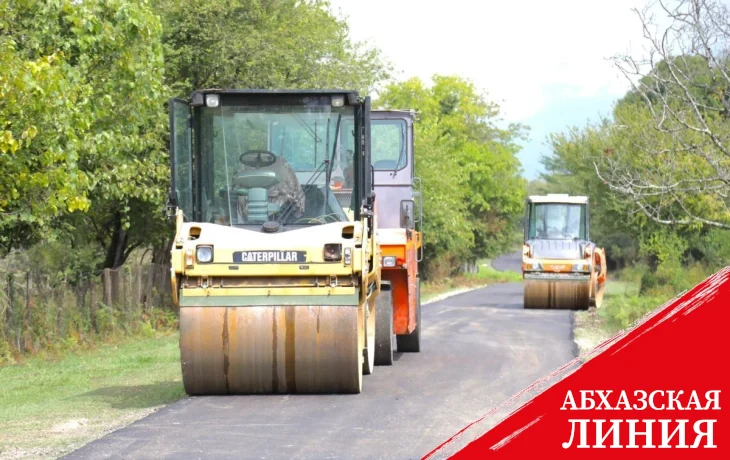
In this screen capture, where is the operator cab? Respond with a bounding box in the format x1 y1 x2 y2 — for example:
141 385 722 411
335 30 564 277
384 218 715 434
329 110 421 231
525 194 589 241
169 90 373 231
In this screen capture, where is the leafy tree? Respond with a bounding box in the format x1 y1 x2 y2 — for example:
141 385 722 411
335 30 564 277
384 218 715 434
2 0 392 271
1 0 167 269
376 75 526 277
155 0 391 97
599 0 730 229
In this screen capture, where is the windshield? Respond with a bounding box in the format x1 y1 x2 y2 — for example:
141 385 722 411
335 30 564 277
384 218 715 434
372 119 406 170
528 203 586 240
197 104 355 226
336 118 406 191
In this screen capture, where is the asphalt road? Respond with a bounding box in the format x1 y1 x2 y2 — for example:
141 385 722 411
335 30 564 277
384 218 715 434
66 252 575 460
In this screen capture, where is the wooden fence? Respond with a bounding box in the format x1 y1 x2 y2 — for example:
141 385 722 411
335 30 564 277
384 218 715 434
0 264 174 354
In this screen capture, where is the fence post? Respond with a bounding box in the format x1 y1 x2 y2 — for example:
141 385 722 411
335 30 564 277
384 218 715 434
89 278 97 333
135 266 142 314
56 276 64 336
145 265 154 312
5 274 13 347
103 269 112 309
24 271 32 352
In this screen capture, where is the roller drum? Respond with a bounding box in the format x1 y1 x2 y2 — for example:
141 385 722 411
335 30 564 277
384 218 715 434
523 278 590 310
179 305 362 395
374 289 394 366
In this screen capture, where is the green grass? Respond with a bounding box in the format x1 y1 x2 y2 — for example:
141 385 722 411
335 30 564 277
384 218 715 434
0 332 184 460
421 258 522 303
573 276 673 359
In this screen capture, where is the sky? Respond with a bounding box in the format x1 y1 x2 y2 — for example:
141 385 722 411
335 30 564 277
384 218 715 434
327 0 654 179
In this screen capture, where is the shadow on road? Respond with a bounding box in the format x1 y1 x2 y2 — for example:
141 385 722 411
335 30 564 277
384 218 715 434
78 381 184 409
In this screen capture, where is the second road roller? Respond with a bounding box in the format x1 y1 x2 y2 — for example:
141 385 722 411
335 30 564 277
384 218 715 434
167 89 381 394
327 109 424 363
522 194 607 310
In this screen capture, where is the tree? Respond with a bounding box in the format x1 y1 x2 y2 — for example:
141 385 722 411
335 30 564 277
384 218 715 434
597 0 730 229
155 0 391 97
1 0 167 268
2 0 391 270
376 75 526 277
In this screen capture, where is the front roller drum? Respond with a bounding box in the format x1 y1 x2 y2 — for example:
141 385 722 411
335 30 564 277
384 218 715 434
180 306 362 395
523 279 590 310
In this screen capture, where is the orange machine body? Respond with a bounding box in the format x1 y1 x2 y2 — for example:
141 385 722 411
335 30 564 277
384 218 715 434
379 228 421 335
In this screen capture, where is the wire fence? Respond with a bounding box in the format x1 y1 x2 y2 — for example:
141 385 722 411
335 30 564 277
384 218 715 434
0 264 175 358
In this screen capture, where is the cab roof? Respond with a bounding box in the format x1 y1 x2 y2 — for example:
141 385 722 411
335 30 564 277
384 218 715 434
189 89 360 106
528 194 588 204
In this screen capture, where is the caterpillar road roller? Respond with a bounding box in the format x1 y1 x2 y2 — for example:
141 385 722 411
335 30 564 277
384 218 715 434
522 194 607 310
167 89 381 394
328 110 423 363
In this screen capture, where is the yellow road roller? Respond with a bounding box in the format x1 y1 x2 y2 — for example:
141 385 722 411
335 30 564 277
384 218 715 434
167 89 381 394
522 194 607 310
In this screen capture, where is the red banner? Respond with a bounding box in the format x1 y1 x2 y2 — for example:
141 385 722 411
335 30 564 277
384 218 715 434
425 267 730 459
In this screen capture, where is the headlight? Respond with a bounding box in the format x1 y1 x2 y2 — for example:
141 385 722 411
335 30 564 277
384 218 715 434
196 246 213 263
382 256 397 267
324 243 342 261
572 263 589 272
331 95 345 107
343 247 352 265
205 94 220 108
528 262 542 271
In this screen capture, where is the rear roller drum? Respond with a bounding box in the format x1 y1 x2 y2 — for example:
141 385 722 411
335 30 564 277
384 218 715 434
397 280 421 353
374 287 394 366
523 279 590 310
179 305 362 395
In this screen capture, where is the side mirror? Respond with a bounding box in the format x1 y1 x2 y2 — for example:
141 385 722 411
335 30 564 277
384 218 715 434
400 199 415 229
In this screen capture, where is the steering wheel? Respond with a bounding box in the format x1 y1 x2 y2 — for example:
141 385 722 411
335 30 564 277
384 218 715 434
239 149 278 169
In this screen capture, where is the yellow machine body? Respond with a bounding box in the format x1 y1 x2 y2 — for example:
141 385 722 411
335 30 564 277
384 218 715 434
168 89 381 394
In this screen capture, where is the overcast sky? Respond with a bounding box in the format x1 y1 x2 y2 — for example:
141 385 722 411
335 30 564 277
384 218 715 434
328 0 653 179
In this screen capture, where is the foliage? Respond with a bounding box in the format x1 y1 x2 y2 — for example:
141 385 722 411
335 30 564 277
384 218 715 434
155 0 391 97
596 262 715 331
376 75 526 277
0 257 176 364
2 0 393 276
0 0 169 271
597 0 730 229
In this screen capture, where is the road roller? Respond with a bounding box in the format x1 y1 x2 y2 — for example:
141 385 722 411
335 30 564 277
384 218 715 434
167 89 381 394
522 194 607 310
329 110 423 363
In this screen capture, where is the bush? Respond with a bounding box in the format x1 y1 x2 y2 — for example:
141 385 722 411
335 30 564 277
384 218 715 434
599 294 667 330
602 261 718 331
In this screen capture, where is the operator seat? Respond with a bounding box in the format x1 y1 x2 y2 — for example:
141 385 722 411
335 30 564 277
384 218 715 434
234 155 305 223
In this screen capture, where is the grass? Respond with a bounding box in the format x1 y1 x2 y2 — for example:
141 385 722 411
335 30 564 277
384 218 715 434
572 275 680 360
421 258 522 303
0 331 184 460
572 279 641 358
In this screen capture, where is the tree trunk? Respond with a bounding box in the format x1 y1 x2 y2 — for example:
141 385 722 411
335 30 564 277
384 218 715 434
151 235 173 268
102 212 129 269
